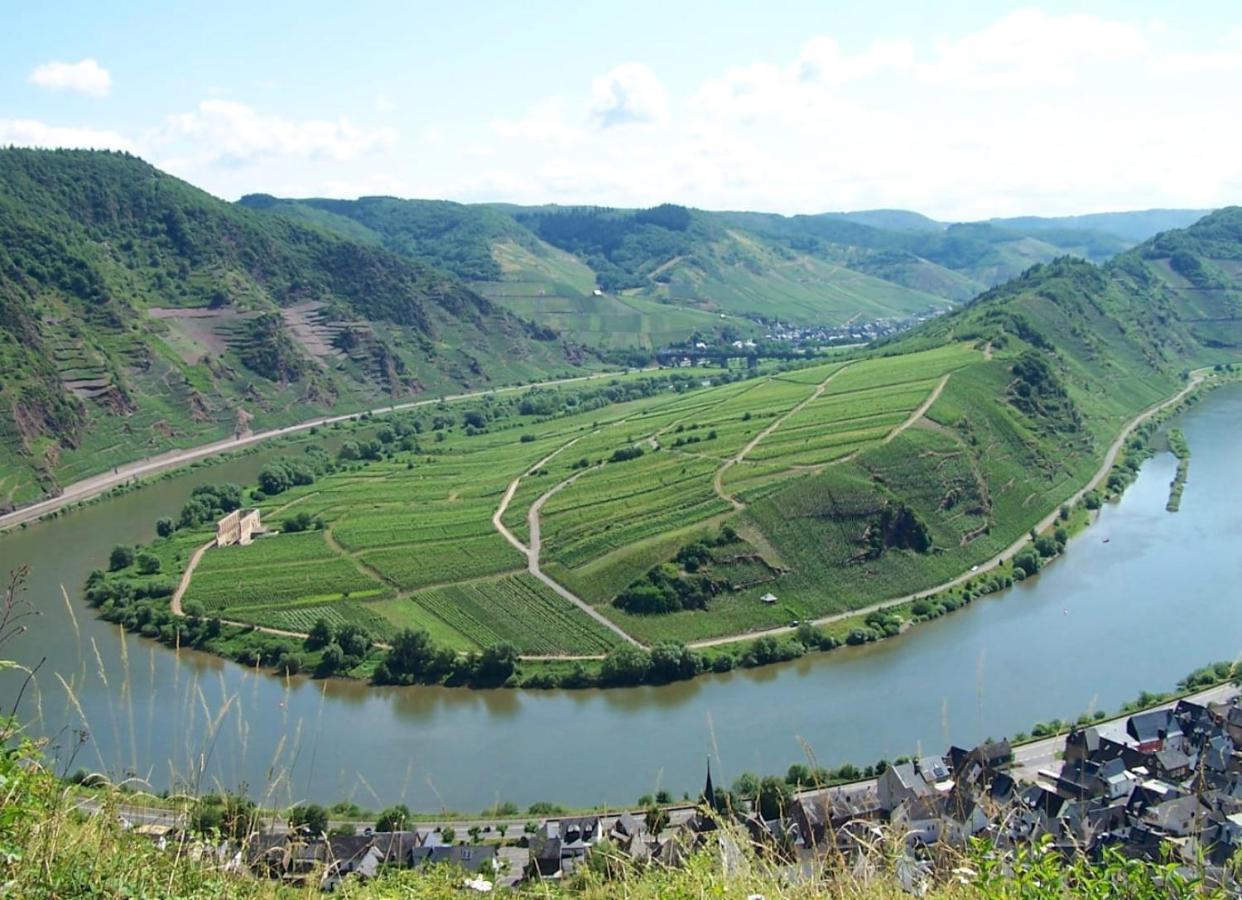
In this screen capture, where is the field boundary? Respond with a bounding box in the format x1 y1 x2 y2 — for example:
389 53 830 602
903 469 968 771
0 367 659 533
686 369 1209 648
713 363 853 511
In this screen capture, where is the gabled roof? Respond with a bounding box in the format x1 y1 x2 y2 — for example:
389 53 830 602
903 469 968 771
409 845 497 873
1127 709 1169 744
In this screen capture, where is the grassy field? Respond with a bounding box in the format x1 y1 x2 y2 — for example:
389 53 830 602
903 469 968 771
161 340 1078 650
142 284 1223 662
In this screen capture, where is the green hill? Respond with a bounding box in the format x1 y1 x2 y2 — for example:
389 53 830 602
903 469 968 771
241 197 1209 350
0 150 580 508
989 208 1213 243
103 210 1242 679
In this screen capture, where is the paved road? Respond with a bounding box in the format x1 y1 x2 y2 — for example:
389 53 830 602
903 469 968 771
0 368 654 533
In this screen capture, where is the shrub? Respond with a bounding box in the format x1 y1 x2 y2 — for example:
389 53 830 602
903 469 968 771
109 545 133 571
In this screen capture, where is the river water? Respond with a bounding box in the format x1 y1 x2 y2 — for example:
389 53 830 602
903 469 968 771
2 386 1240 813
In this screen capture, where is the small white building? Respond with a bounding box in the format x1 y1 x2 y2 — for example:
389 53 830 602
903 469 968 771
216 508 263 547
761 592 777 604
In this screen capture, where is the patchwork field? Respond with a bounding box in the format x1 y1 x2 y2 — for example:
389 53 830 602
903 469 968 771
158 334 1150 654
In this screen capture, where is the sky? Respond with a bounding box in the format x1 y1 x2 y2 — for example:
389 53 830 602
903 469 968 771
2 1 1240 220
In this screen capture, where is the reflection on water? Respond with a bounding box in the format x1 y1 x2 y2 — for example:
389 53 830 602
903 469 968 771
3 386 1241 810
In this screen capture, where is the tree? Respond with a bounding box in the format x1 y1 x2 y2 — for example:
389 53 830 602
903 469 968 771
380 628 434 681
306 618 334 650
1034 535 1059 558
786 764 813 787
258 463 291 495
288 803 329 836
192 792 258 841
1013 548 1041 577
282 511 313 533
155 517 175 538
599 646 651 685
335 623 372 660
375 804 411 832
477 642 519 681
136 552 162 575
644 805 669 834
317 642 345 675
731 772 760 802
440 826 456 844
757 776 792 820
109 545 134 571
467 825 482 844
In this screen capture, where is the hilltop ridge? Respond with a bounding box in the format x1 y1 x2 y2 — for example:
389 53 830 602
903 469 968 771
0 149 578 507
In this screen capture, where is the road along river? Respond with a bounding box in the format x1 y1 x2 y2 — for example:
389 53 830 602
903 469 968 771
2 384 1240 812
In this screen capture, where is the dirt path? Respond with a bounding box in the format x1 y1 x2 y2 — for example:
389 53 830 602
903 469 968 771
882 373 950 444
688 371 1209 649
0 367 659 534
713 364 853 511
169 540 214 617
524 467 641 646
492 438 583 555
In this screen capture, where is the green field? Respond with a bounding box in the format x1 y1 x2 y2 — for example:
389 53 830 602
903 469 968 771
145 229 1242 659
167 341 1012 650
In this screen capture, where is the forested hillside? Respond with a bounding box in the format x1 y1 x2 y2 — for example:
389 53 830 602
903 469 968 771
0 150 578 508
246 195 1200 349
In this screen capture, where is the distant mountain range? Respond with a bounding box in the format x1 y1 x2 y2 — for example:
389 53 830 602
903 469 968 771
241 194 1212 343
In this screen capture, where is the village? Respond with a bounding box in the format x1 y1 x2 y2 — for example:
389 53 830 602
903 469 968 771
107 683 1242 893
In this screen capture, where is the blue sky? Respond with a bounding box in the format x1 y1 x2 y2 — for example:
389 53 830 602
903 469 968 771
3 2 1240 218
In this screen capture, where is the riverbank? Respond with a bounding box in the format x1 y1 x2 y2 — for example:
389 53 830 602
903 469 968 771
7 377 1242 810
0 364 681 533
1166 427 1191 512
101 367 1229 693
60 667 1241 829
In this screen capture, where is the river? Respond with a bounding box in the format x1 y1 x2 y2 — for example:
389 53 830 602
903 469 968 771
2 385 1240 813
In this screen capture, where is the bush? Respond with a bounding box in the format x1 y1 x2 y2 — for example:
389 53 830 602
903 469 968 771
155 517 175 538
282 511 314 533
609 445 645 463
1013 548 1041 576
288 803 328 836
375 804 412 832
109 545 133 571
135 552 161 575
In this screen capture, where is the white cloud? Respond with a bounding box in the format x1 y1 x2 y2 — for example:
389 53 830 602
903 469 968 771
589 62 669 127
0 119 136 152
461 11 1242 219
920 9 1148 87
493 100 583 145
27 59 113 97
158 100 396 164
796 36 914 83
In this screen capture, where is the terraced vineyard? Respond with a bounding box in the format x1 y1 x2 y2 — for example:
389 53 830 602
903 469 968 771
149 266 1232 661
162 341 1012 649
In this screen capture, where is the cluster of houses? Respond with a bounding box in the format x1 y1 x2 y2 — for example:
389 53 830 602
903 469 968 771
514 693 1242 891
127 692 1242 892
